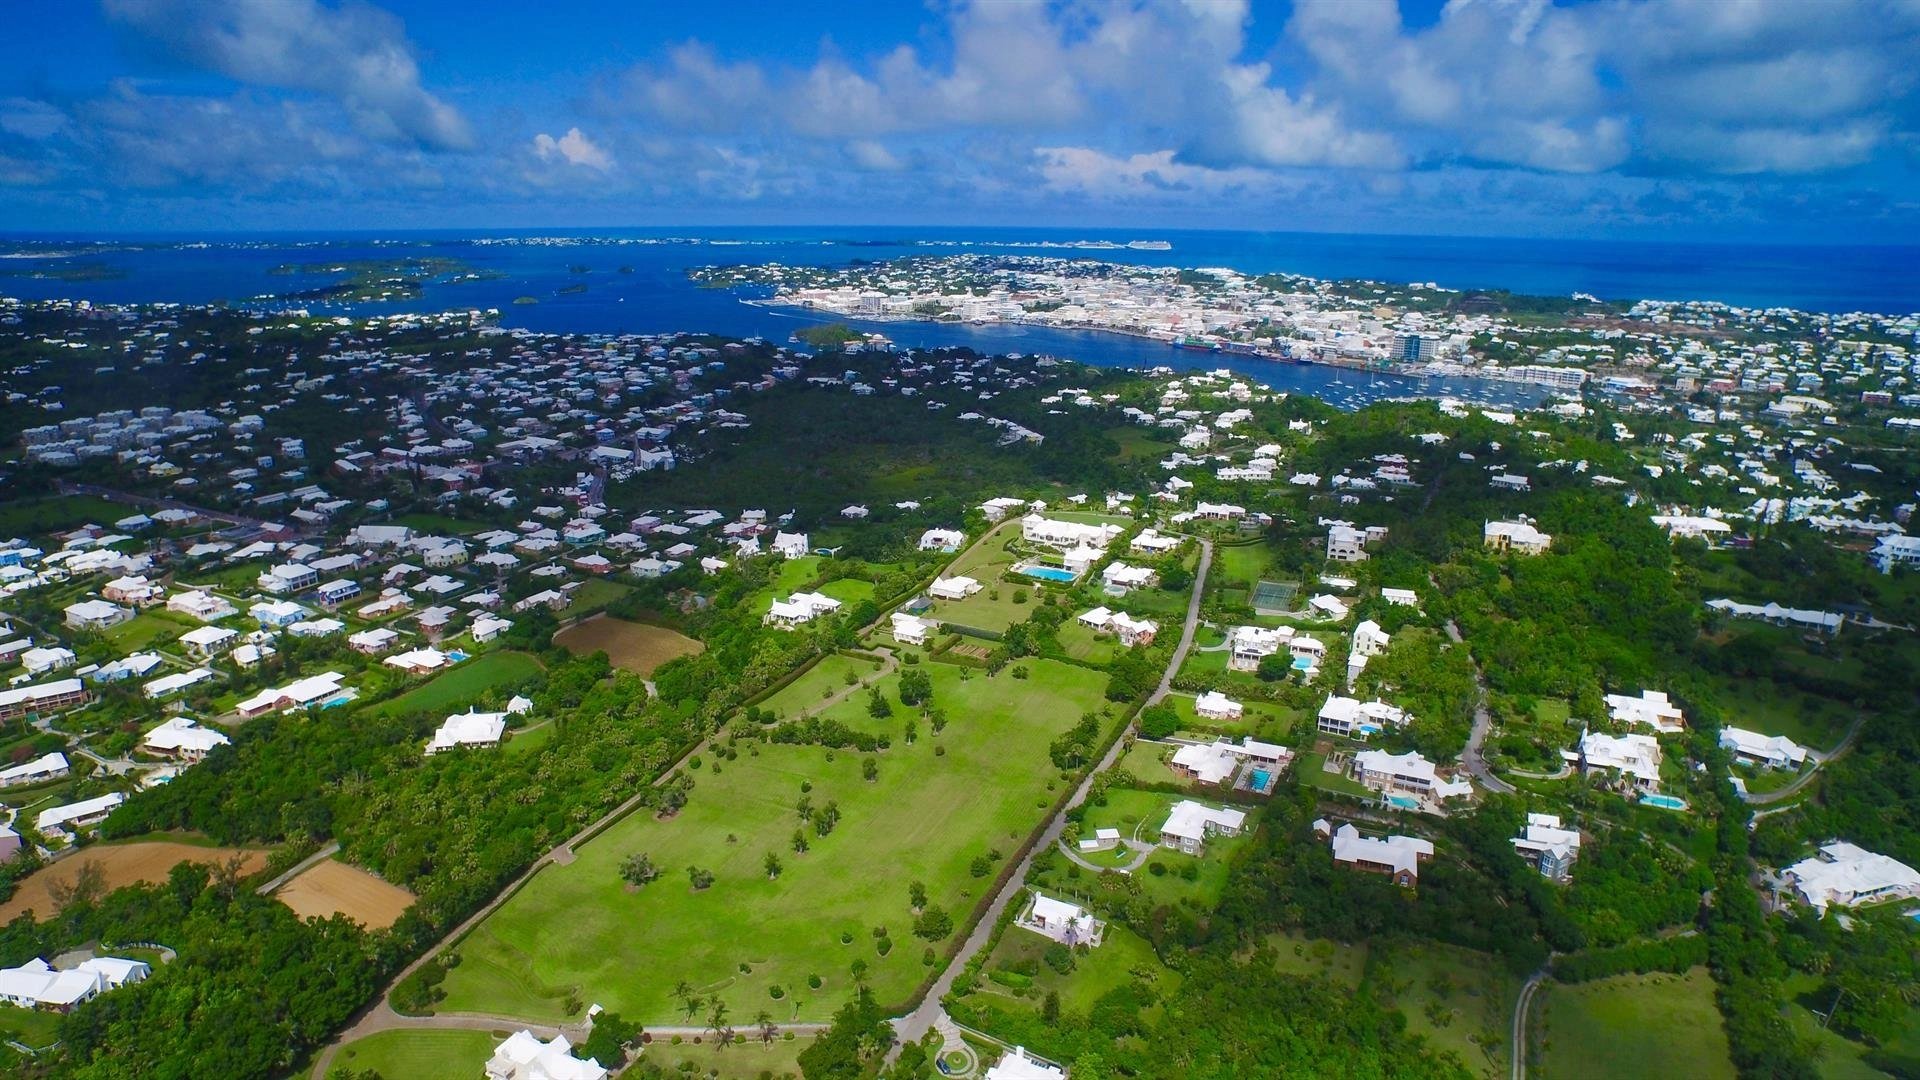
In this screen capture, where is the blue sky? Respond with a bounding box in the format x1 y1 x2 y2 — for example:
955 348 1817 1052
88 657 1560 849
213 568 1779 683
2 0 1917 241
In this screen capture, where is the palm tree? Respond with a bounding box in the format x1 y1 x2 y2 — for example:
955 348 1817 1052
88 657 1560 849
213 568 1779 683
674 980 698 1022
705 995 732 1047
754 1009 777 1046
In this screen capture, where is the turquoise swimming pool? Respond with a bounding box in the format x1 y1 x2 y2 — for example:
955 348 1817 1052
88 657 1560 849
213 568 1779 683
1017 564 1077 583
1385 794 1420 810
1640 793 1688 810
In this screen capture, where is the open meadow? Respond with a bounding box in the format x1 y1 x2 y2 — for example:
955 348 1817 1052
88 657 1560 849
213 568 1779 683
1537 967 1734 1080
435 658 1110 1026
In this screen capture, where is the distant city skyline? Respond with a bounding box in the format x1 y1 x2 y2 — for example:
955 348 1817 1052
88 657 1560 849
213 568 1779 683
2 0 1917 242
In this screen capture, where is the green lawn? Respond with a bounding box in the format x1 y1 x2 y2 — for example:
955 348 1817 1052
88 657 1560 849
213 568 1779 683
392 512 487 536
1211 542 1279 589
756 653 884 719
978 922 1176 1016
749 556 827 616
1295 751 1376 798
650 1033 807 1079
1372 942 1520 1078
327 1028 498 1079
1537 968 1734 1080
1114 739 1174 783
0 495 128 538
1783 973 1920 1079
569 578 632 614
505 722 556 756
1163 692 1301 741
817 578 876 605
0 1003 63 1050
1264 930 1367 988
1710 678 1855 750
1052 620 1116 665
437 659 1109 1026
369 650 543 718
100 612 184 652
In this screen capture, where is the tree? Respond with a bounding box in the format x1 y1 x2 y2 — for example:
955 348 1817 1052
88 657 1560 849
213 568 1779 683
687 865 715 890
620 852 659 887
850 958 869 985
898 667 933 706
705 995 732 1046
908 880 928 910
862 757 879 782
867 687 891 719
792 828 810 854
675 980 700 1023
50 860 107 912
764 851 783 880
1041 990 1061 1023
913 905 954 941
755 1008 778 1046
1139 702 1179 740
579 1011 642 1068
1257 653 1293 682
903 718 918 744
795 794 813 822
929 708 948 734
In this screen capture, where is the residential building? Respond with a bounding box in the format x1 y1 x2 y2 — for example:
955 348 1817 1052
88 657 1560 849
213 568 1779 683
168 590 237 621
1170 741 1241 785
1512 813 1582 882
0 680 89 723
1325 821 1434 887
889 612 934 646
1578 730 1663 790
983 1046 1067 1080
1016 892 1104 948
929 575 982 600
1159 800 1247 855
1782 842 1920 913
1193 690 1242 721
141 717 230 762
1720 727 1808 770
36 793 126 837
0 956 149 1012
64 599 131 631
1317 696 1406 739
1605 689 1685 733
1020 513 1121 551
0 751 70 788
257 563 319 594
1075 607 1158 646
1484 520 1553 554
1227 624 1291 671
235 671 347 716
484 1030 608 1080
427 709 512 754
918 528 966 552
1352 749 1474 803
765 591 842 628
770 531 810 559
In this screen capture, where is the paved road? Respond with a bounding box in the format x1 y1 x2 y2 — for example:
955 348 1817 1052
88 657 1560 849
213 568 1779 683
1447 619 1515 796
890 540 1213 1055
1742 714 1864 806
1512 968 1547 1080
256 841 342 897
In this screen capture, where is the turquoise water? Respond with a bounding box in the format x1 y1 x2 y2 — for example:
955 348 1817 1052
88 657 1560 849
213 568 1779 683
1019 565 1077 583
447 649 470 662
1640 793 1688 810
1291 656 1314 670
321 693 356 709
1386 795 1420 810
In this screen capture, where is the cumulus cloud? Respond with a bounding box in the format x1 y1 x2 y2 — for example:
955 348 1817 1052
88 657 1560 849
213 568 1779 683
102 0 473 151
1033 147 1282 197
533 127 612 171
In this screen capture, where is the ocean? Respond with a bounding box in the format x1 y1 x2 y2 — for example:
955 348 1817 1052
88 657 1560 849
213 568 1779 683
2 226 1914 408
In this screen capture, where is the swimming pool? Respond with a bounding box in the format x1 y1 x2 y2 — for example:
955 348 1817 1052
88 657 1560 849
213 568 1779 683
1640 793 1688 810
1386 795 1420 810
320 692 358 709
446 649 470 662
1017 564 1078 583
1291 655 1315 670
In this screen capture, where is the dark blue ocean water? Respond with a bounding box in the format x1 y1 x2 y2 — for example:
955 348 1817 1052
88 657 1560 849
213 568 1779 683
3 226 1914 407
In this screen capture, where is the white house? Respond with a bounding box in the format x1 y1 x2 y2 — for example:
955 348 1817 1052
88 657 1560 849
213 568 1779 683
385 648 450 675
983 1046 1067 1080
1354 748 1474 805
1076 607 1158 646
257 563 319 594
1381 587 1419 607
1131 528 1181 555
1485 519 1553 554
1227 624 1292 671
1170 741 1241 785
918 528 967 552
1326 821 1433 887
180 624 239 659
36 793 126 837
1782 842 1920 913
1578 729 1663 790
1159 800 1247 855
234 671 346 716
167 590 236 621
1101 561 1158 591
1605 689 1685 733
1193 689 1243 721
1326 524 1372 562
141 716 229 761
427 709 512 754
484 1030 608 1080
1720 727 1808 770
1017 892 1104 948
1346 620 1390 689
0 751 70 788
1512 813 1582 882
771 531 810 559
21 646 75 676
1020 513 1121 551
765 591 842 628
0 956 149 1012
64 599 131 631
142 668 216 700
929 575 982 601
1317 695 1406 738
889 612 934 646
1870 534 1920 574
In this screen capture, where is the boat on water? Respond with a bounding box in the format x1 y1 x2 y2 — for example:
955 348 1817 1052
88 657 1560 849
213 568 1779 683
1171 334 1219 351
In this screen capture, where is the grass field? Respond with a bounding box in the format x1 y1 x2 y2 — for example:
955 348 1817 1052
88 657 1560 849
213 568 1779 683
1709 678 1856 749
568 578 633 615
370 650 543 717
1114 739 1175 782
554 615 703 676
437 659 1109 1026
1537 968 1734 1080
1264 929 1368 988
650 1033 807 1078
978 922 1175 1016
921 522 1031 632
1294 751 1376 798
1162 692 1301 741
100 611 184 652
1372 942 1519 1078
327 1028 498 1079
1783 973 1920 1079
756 653 884 719
0 841 270 921
0 1003 63 1049
275 858 416 929
817 577 877 605
392 513 487 536
0 495 128 538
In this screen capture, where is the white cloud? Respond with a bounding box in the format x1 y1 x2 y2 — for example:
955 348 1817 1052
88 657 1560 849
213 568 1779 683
102 0 473 151
533 127 613 171
1033 147 1280 197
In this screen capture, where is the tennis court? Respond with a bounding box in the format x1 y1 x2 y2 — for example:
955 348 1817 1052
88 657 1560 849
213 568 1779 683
1251 579 1298 612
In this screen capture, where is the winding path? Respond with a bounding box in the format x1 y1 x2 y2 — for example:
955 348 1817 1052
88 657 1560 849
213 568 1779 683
1511 968 1547 1080
1447 618 1515 796
1741 714 1865 806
